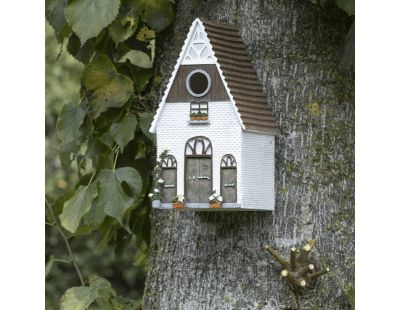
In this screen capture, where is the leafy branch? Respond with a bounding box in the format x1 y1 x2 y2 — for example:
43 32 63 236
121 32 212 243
45 198 85 286
46 0 176 308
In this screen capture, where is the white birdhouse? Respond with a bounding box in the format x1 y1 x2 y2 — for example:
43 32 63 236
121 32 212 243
149 18 278 210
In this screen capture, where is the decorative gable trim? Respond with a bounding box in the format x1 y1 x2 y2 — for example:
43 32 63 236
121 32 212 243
181 23 215 65
149 18 244 133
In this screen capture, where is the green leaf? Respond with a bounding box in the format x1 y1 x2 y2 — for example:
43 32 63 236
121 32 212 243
60 286 98 310
120 50 153 68
83 201 106 227
109 16 137 44
60 276 115 310
46 0 71 42
345 285 355 310
108 0 143 45
138 112 155 140
89 275 116 309
56 103 86 144
65 0 121 45
98 167 142 223
59 183 98 233
143 0 174 32
82 55 134 118
45 255 55 278
336 0 354 16
110 113 137 151
67 33 95 64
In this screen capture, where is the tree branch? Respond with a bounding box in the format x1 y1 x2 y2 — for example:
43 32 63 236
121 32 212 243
45 199 85 286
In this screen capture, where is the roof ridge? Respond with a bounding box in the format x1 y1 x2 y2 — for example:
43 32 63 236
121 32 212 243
199 18 239 31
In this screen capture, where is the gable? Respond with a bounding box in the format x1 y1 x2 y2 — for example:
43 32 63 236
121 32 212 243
166 64 229 102
181 22 214 65
151 18 279 134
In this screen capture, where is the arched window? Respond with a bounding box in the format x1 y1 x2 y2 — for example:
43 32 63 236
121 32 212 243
185 136 212 156
161 155 177 203
220 154 237 203
221 154 237 168
185 137 212 203
161 155 177 168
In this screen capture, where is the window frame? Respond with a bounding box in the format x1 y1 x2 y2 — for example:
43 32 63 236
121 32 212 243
190 101 208 116
185 69 212 97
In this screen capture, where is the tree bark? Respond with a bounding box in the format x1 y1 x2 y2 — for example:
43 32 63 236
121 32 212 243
144 1 354 309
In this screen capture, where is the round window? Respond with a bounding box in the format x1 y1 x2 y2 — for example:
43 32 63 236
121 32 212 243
185 69 211 97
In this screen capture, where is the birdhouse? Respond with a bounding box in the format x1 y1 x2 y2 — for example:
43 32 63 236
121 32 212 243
149 18 278 210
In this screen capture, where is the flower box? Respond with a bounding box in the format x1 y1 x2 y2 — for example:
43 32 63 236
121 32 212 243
172 202 185 209
209 202 221 209
190 116 208 121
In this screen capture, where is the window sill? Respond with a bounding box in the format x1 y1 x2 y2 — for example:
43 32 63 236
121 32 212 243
188 119 210 125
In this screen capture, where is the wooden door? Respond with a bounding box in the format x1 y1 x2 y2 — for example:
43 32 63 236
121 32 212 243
220 154 237 203
185 157 212 203
161 168 177 203
161 155 177 203
221 168 237 203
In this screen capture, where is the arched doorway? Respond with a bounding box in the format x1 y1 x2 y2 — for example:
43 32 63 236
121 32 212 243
220 154 237 203
161 155 177 203
185 136 212 203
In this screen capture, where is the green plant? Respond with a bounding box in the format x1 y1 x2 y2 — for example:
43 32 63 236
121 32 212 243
172 194 185 203
208 191 223 204
265 240 329 310
45 0 176 308
190 111 208 117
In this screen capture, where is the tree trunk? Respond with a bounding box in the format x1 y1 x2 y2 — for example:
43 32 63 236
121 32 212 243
144 1 354 309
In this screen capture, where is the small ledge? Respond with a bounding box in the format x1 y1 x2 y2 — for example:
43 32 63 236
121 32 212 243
152 201 242 211
188 120 210 125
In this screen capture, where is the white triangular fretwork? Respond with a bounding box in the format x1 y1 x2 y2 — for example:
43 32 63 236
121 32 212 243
181 23 215 65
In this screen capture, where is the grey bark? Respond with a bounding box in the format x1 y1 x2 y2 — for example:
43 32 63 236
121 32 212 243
144 1 354 309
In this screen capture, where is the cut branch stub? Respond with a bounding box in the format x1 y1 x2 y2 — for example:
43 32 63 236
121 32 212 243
265 245 290 268
308 267 330 280
290 247 298 270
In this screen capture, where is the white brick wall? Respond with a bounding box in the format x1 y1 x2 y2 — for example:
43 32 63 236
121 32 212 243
241 132 275 210
156 101 242 202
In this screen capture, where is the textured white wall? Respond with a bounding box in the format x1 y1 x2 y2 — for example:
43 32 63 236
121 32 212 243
156 101 242 202
241 131 275 210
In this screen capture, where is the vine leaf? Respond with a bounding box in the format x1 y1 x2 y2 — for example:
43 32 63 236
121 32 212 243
82 55 134 119
109 15 137 44
143 0 174 32
97 167 142 224
65 0 121 45
67 33 95 64
59 183 98 233
45 0 70 42
336 0 354 16
56 103 86 144
60 275 115 310
138 112 155 140
120 49 153 68
110 113 137 152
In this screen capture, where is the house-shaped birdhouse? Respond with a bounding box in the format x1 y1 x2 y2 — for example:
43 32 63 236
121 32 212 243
150 18 278 210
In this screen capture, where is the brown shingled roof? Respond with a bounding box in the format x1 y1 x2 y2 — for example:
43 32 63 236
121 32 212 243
200 19 279 134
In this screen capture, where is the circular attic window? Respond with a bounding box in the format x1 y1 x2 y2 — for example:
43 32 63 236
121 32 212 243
185 69 211 97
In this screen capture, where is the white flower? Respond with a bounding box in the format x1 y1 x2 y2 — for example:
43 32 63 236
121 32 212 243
209 195 213 200
148 193 153 198
157 178 164 184
164 147 170 151
154 189 159 193
217 196 223 202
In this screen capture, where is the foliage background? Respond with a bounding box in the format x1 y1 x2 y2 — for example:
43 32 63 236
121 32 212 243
45 22 146 309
